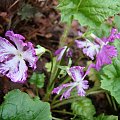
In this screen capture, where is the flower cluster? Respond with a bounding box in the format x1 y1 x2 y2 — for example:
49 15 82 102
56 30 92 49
53 28 120 100
75 28 120 70
0 31 38 83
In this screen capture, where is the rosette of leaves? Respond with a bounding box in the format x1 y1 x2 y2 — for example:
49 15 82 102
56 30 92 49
58 0 120 27
71 97 96 119
0 89 52 120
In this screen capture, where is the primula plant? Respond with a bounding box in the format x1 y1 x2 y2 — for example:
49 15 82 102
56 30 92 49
1 0 120 120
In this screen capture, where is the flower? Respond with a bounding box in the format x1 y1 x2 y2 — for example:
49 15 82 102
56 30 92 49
0 31 38 82
52 66 91 100
76 28 120 70
55 46 72 61
75 39 100 60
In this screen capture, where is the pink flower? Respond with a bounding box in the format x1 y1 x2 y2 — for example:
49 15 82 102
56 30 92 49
76 28 119 70
55 46 72 61
75 39 100 60
0 31 38 82
52 66 91 100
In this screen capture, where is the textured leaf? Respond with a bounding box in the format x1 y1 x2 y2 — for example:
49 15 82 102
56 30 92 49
0 89 52 120
58 0 120 27
29 72 45 88
114 15 120 32
90 22 112 38
71 97 96 119
113 37 120 57
94 114 118 120
73 114 118 120
101 58 120 104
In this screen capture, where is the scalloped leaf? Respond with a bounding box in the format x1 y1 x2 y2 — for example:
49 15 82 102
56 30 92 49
58 0 120 27
100 40 120 104
114 15 120 32
94 114 118 120
29 72 45 88
71 97 96 119
73 114 118 120
101 58 120 104
0 89 52 120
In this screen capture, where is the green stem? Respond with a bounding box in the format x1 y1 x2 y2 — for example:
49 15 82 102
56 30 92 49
60 24 71 47
86 89 105 96
52 88 105 108
51 97 82 109
52 117 63 120
44 24 71 101
111 96 117 111
106 93 112 107
44 60 61 101
52 110 74 115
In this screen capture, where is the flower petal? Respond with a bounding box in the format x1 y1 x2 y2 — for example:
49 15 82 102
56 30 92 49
68 66 84 81
0 37 17 62
5 31 37 69
76 80 89 96
103 28 120 43
95 45 117 70
5 31 26 51
0 56 28 82
55 46 67 61
22 42 38 69
60 87 73 100
75 40 100 60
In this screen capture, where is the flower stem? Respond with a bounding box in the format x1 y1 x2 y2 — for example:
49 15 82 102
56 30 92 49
52 110 74 115
44 25 71 101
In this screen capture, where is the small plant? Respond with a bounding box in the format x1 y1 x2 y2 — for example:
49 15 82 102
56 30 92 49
0 0 120 120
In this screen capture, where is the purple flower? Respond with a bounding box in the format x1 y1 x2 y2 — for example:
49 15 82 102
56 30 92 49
95 45 117 70
76 28 120 70
75 39 100 60
55 46 72 61
52 66 90 100
0 31 38 82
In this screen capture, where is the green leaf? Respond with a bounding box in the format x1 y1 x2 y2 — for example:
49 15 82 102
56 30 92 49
89 22 112 38
18 4 37 20
94 114 118 120
45 57 57 72
73 114 118 120
113 38 120 58
0 89 52 120
58 0 120 27
114 15 120 32
29 72 45 88
71 97 96 119
100 58 120 104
